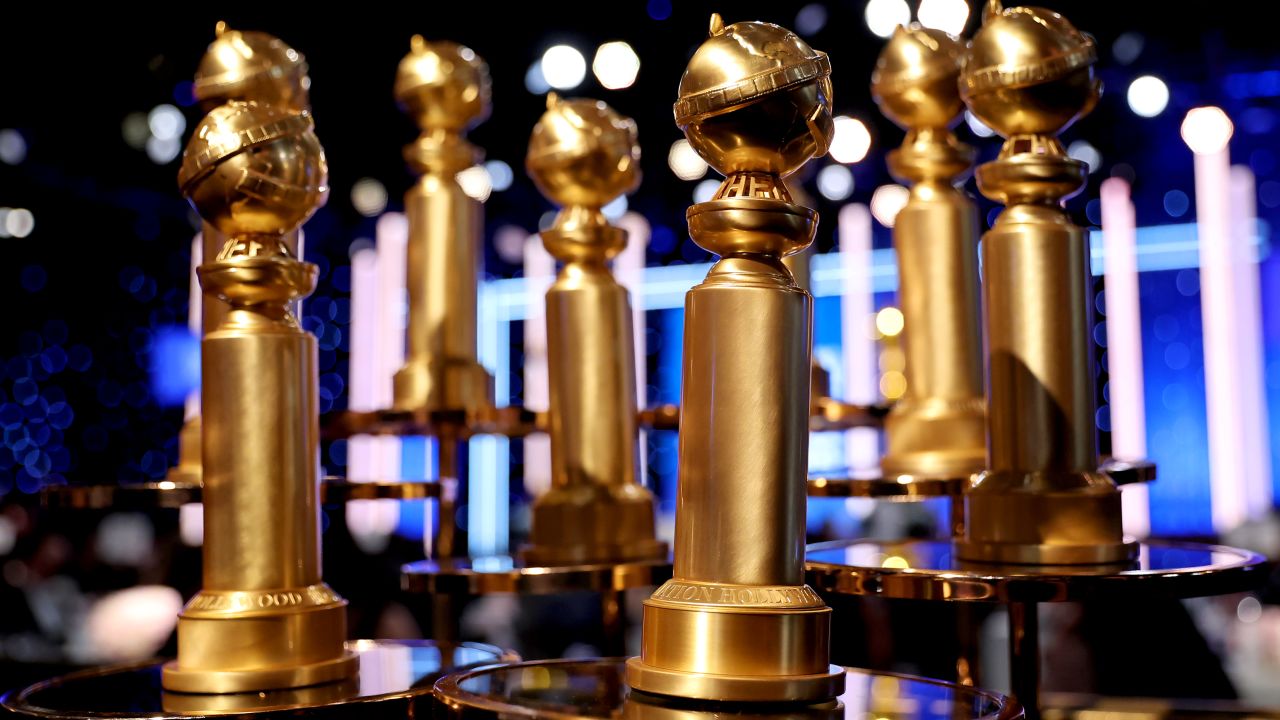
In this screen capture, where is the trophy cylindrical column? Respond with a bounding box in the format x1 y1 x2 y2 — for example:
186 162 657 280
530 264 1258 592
883 180 986 476
983 207 1096 474
201 324 322 591
673 257 810 586
395 175 488 411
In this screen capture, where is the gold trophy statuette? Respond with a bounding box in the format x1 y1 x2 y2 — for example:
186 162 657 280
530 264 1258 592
162 101 357 693
956 1 1133 565
392 35 494 420
871 26 986 481
522 95 667 566
626 15 844 703
167 23 312 488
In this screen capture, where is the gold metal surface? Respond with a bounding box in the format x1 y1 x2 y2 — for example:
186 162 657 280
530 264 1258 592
872 26 986 480
627 15 842 703
162 101 356 693
955 2 1132 566
521 95 666 566
392 35 494 419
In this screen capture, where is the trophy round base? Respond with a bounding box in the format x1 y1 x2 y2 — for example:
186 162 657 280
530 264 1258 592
624 659 847 704
161 651 360 695
952 538 1139 566
2 640 518 719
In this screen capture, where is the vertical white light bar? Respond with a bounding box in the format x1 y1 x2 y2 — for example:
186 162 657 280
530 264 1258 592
1100 178 1150 538
180 235 204 548
346 247 393 547
523 235 556 500
617 212 651 481
839 204 880 470
1229 165 1273 515
1184 107 1253 532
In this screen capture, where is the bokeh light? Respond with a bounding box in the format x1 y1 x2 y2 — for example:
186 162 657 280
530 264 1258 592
1181 106 1234 154
865 0 911 38
457 165 493 202
876 307 905 337
829 116 871 164
917 0 969 36
541 45 587 90
870 184 910 227
816 165 854 201
668 139 708 181
592 41 640 90
351 178 388 217
1127 75 1170 118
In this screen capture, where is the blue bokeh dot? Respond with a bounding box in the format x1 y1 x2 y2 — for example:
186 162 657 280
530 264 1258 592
13 378 38 406
647 0 671 20
40 346 67 373
0 404 22 429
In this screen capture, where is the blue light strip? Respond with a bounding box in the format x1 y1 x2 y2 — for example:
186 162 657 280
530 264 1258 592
480 221 1270 319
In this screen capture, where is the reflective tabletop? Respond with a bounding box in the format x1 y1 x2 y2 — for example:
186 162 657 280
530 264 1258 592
403 556 672 595
2 640 517 719
805 539 1268 603
434 658 1023 720
40 478 440 510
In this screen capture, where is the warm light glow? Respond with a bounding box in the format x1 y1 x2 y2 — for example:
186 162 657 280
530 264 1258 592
592 41 640 90
541 45 587 90
870 184 910 227
1182 106 1234 155
457 165 493 202
917 0 969 36
1127 75 1169 118
351 177 388 217
875 307 904 337
668 139 708 181
816 164 854 201
880 371 907 399
865 0 911 38
882 555 909 569
830 116 872 164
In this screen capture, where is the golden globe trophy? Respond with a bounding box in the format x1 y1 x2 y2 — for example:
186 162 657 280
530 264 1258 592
626 14 844 703
391 36 495 558
522 94 666 566
871 26 986 485
955 1 1133 565
161 101 357 693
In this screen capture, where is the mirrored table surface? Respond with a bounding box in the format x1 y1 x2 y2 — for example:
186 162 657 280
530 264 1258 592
403 556 672 595
2 640 517 719
434 658 1022 720
805 539 1267 603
